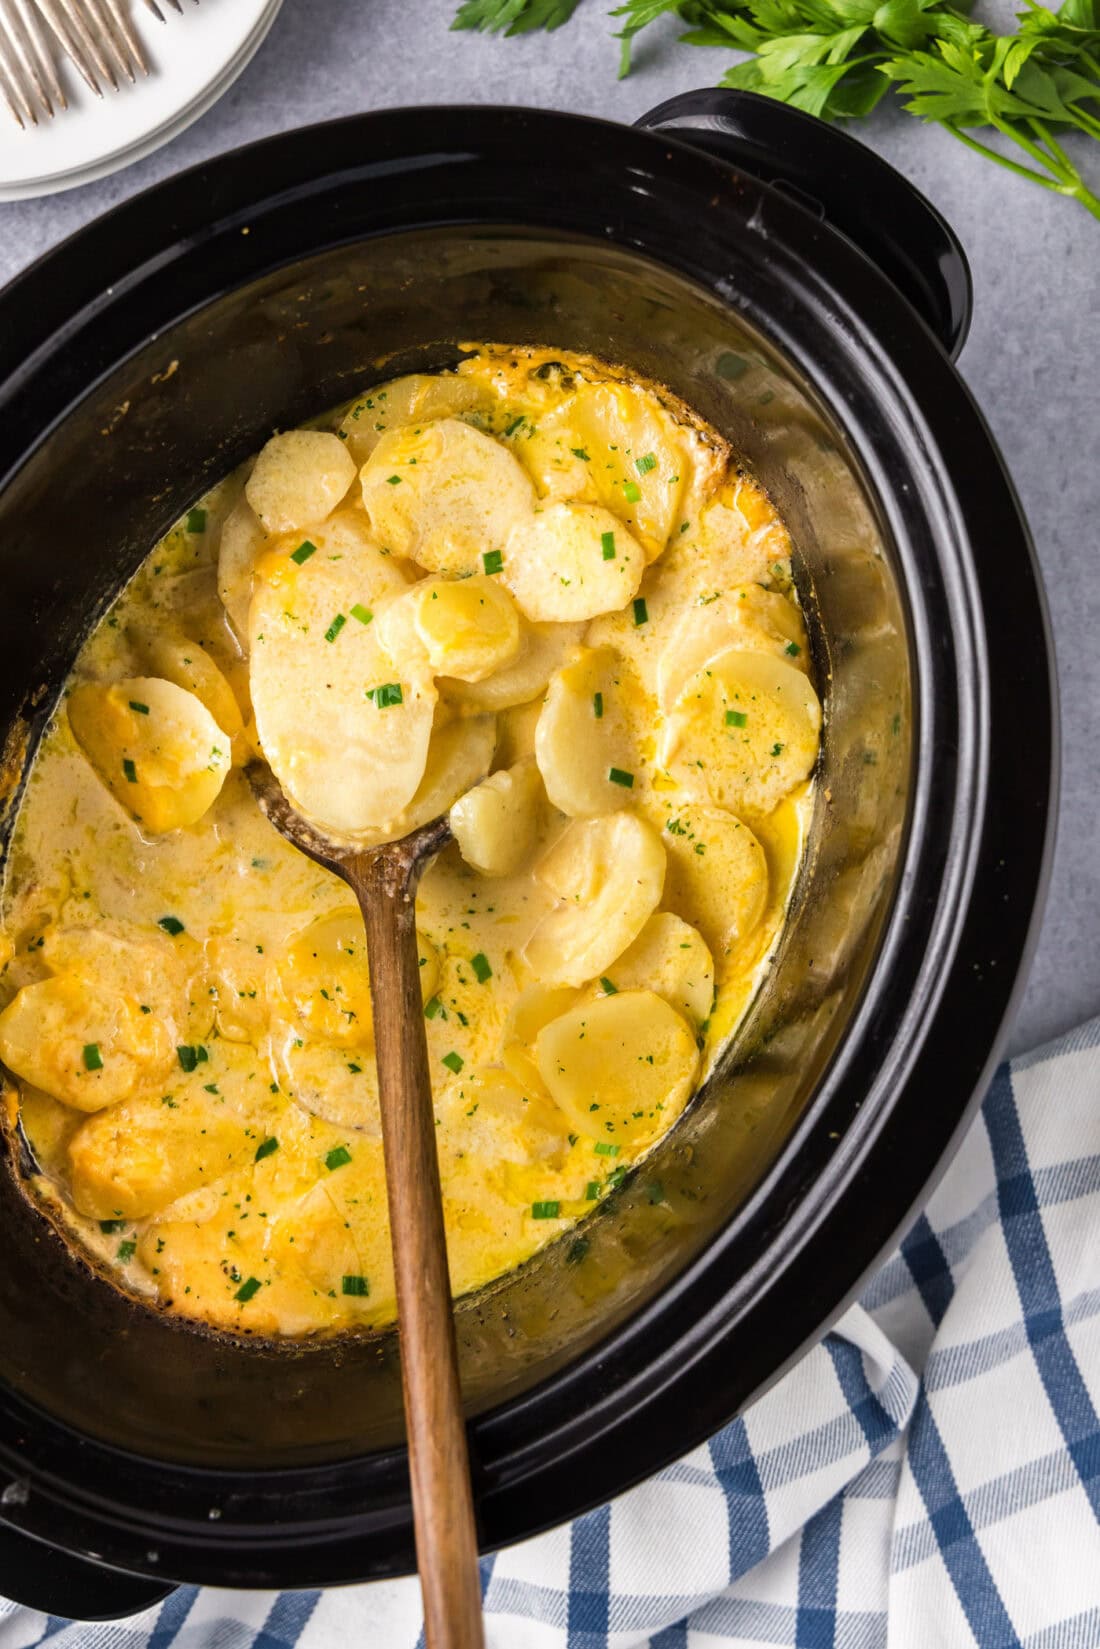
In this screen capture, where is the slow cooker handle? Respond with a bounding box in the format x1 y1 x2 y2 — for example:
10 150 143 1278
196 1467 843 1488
0 1516 176 1620
635 89 973 360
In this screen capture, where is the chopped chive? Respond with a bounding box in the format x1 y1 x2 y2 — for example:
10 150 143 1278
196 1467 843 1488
254 1137 279 1162
122 758 137 784
593 692 604 719
324 613 347 643
325 1145 352 1171
235 1276 261 1302
566 1236 590 1264
203 1082 219 1094
385 474 402 485
632 597 648 627
158 915 184 935
347 1061 362 1073
599 977 618 994
471 952 492 984
424 994 445 1020
594 1142 620 1157
290 540 317 564
635 453 657 474
176 1044 204 1072
532 1200 561 1219
785 640 801 657
368 682 403 708
608 767 634 788
186 508 207 533
584 1181 601 1200
117 1239 137 1263
771 742 785 757
341 1274 370 1297
679 520 690 534
482 549 504 576
82 1043 103 1071
623 481 641 504
504 414 525 436
350 603 373 626
99 1219 127 1233
571 446 590 461
607 1165 628 1189
600 531 616 561
442 1051 464 1075
128 700 150 715
725 709 748 728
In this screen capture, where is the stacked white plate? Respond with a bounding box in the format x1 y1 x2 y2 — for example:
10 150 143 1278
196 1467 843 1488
0 0 283 201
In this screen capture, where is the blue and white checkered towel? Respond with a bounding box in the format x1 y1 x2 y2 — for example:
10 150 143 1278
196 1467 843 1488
4 1016 1100 1649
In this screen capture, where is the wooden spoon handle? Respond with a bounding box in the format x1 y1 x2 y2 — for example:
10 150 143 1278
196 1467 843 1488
354 853 485 1649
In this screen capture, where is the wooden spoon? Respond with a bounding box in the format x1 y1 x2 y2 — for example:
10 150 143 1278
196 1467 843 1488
249 765 485 1649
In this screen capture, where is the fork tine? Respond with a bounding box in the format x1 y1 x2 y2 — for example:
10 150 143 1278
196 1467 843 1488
140 0 164 19
35 0 112 93
0 32 34 126
103 0 149 74
82 0 138 80
0 0 54 116
9 0 67 110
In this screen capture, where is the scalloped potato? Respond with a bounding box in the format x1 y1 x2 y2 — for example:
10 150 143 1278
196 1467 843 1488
0 344 817 1338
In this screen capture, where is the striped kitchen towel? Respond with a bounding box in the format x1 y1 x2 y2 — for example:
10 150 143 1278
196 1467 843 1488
3 1015 1099 1649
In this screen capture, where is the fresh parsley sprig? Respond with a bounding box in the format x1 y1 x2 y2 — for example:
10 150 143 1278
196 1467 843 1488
453 0 1100 217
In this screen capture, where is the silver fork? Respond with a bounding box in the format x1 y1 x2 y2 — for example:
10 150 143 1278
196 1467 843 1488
35 0 150 95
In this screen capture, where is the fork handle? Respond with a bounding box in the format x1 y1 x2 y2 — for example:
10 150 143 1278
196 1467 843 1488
351 850 485 1649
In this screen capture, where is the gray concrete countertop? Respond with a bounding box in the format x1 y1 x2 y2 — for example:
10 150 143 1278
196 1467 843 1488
2 0 1096 1054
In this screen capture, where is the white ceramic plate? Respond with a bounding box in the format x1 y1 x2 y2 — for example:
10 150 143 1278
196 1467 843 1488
0 0 282 201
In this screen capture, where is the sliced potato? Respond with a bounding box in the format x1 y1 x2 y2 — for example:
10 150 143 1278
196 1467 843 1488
663 649 821 817
68 1089 251 1219
536 989 698 1147
42 922 200 1036
437 1065 570 1170
656 586 809 713
536 647 643 817
413 577 522 682
271 1031 382 1136
338 374 487 465
524 812 665 987
68 675 231 832
493 697 543 766
204 935 271 1044
0 975 172 1112
276 908 439 1049
388 712 497 842
218 497 270 641
361 418 535 576
248 524 431 836
660 477 791 603
521 381 693 555
599 912 714 1026
442 619 584 712
129 632 246 754
658 803 769 964
245 430 356 535
450 760 542 877
503 502 645 623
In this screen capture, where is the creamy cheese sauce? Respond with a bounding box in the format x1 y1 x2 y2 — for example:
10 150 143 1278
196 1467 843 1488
0 346 818 1338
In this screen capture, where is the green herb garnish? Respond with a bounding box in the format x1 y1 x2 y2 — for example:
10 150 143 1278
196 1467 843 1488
594 1141 620 1156
325 613 347 643
122 758 137 784
593 691 604 719
368 682 404 708
725 709 748 728
325 1145 352 1171
635 453 657 474
82 1043 103 1071
623 480 641 503
99 1219 127 1233
117 1240 137 1263
129 700 150 715
608 767 634 788
442 1051 464 1075
342 1274 370 1296
291 540 317 565
632 597 648 626
235 1277 262 1302
785 640 801 656
471 952 493 983
532 1200 561 1219
176 1045 207 1073
425 994 445 1020
483 549 504 575
158 915 185 935
186 508 207 533
350 603 374 625
601 531 616 560
254 1137 279 1162
599 977 618 994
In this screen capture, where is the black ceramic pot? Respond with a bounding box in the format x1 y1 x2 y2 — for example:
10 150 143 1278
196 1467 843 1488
0 93 1056 1619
